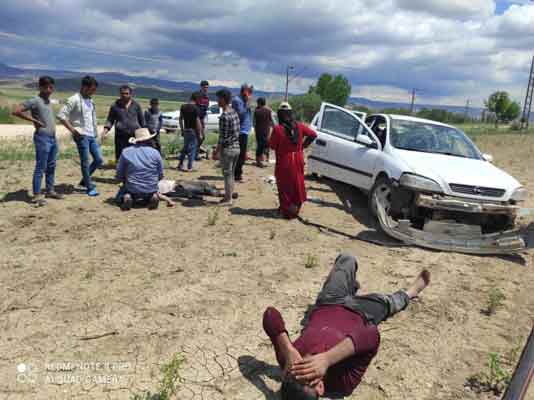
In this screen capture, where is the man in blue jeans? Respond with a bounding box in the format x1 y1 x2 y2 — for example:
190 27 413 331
232 84 253 182
12 76 65 206
58 76 103 196
178 92 203 172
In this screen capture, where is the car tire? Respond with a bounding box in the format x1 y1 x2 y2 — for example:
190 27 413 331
369 176 392 218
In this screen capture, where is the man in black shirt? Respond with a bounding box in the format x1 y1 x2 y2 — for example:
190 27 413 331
178 92 203 171
103 85 145 161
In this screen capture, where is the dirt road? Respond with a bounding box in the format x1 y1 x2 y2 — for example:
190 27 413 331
0 134 532 400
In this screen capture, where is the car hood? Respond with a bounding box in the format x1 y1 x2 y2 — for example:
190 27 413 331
393 148 521 193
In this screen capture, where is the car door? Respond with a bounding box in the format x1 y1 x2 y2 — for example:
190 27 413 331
309 102 381 190
206 103 221 131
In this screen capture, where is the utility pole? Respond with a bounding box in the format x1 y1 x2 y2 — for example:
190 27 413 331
410 89 417 115
285 65 294 101
464 99 470 122
520 55 534 130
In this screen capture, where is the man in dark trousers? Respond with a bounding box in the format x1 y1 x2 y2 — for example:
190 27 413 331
253 97 274 168
144 98 163 154
232 84 253 182
196 80 210 159
263 253 430 399
103 85 145 161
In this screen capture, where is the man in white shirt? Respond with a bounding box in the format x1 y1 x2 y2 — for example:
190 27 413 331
58 76 103 196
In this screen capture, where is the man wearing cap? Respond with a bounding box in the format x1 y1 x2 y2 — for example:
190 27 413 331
231 84 253 182
115 128 164 210
196 80 210 158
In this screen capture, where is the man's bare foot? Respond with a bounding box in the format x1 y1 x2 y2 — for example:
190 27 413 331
406 269 431 299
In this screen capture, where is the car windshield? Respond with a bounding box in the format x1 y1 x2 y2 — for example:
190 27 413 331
390 119 481 159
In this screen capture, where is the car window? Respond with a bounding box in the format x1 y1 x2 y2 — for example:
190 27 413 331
320 106 362 140
365 116 376 129
209 104 220 114
390 119 480 159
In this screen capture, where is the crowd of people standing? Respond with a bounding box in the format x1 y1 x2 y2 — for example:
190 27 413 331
12 75 317 216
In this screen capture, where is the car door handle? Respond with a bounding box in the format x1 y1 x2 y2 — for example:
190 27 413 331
316 139 327 147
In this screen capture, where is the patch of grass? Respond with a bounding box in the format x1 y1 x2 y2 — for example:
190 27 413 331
83 269 96 280
223 251 238 257
304 254 319 269
131 353 186 400
466 352 512 395
484 287 505 315
0 106 14 123
207 207 220 226
269 230 276 240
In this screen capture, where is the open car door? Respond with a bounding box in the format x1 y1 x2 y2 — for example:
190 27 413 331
308 102 382 190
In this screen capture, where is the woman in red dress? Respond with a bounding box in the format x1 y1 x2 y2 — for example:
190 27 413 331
269 102 317 219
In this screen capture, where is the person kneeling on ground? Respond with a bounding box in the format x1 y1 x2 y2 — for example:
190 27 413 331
263 253 430 399
116 128 164 211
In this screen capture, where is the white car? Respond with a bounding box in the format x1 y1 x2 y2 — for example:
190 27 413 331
308 102 529 254
162 102 222 133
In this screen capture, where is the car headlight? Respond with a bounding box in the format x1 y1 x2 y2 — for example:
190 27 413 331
399 173 443 193
510 187 528 202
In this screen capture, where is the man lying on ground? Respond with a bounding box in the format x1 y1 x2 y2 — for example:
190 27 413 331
263 253 430 399
115 128 163 211
158 179 238 201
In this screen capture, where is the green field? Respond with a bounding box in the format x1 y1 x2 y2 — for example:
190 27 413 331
0 82 183 124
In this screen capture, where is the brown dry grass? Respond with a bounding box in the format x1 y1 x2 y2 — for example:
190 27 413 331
0 134 532 400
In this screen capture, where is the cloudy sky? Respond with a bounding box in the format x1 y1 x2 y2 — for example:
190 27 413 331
1 0 533 106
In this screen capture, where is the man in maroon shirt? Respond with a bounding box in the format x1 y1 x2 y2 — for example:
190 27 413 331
263 253 430 399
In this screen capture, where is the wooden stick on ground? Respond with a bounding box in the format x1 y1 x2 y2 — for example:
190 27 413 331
78 331 119 341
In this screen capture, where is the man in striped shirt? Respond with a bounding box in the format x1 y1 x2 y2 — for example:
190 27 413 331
214 89 240 206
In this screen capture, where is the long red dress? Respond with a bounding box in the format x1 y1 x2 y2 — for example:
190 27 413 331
269 123 317 219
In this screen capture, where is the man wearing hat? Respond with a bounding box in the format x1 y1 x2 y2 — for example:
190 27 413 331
232 83 254 182
115 128 164 210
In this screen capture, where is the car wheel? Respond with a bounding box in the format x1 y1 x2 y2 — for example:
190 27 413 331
369 176 392 218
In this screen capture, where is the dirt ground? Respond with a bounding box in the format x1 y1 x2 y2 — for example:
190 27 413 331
0 133 533 400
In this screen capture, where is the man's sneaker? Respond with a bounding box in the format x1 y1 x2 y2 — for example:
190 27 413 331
121 193 133 211
148 194 160 210
31 194 47 207
46 191 65 200
87 188 99 197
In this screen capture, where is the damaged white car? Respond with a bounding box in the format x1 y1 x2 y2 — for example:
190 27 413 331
308 102 529 254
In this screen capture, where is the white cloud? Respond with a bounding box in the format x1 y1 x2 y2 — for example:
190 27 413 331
395 0 495 19
0 0 533 107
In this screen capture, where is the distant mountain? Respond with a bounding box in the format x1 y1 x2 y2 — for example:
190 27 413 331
0 61 484 116
348 97 484 118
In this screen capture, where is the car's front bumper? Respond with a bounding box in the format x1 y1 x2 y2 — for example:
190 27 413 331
416 194 519 216
375 193 532 255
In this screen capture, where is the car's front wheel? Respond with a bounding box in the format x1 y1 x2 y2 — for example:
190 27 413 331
369 176 392 218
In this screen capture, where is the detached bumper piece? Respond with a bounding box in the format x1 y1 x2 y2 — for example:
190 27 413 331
375 193 529 255
416 194 519 216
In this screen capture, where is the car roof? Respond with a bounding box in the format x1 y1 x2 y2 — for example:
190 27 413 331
381 114 456 129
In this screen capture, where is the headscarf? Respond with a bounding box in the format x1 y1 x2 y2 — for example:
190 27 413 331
277 109 299 145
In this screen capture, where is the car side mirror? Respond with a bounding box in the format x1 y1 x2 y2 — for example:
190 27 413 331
482 153 494 163
356 134 377 149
